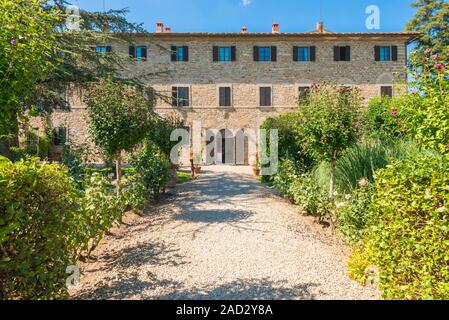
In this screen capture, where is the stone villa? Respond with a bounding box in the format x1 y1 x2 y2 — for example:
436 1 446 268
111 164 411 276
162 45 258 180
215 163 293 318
30 22 418 165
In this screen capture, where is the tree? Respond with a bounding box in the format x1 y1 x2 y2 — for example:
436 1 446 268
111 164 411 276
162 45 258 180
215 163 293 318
0 0 60 157
296 84 362 198
84 79 154 194
406 0 449 54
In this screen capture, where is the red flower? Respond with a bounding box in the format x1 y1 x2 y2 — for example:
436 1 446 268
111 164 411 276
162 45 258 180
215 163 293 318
391 108 398 116
435 63 446 71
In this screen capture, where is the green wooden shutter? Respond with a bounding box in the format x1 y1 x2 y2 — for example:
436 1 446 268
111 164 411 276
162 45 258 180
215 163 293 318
334 46 340 61
253 46 259 61
375 46 380 61
309 46 316 62
213 46 219 62
183 46 189 61
391 46 398 61
271 46 277 62
231 46 236 61
293 46 298 61
129 46 135 58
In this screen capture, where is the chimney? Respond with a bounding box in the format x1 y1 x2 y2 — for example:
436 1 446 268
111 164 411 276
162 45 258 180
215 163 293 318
241 26 248 33
165 26 171 33
272 23 279 33
156 21 164 33
316 21 324 33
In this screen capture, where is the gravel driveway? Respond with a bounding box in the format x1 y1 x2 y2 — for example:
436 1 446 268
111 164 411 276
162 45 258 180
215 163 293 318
70 165 379 300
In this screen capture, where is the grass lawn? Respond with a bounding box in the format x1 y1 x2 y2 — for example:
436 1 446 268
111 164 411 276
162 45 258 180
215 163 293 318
177 171 191 184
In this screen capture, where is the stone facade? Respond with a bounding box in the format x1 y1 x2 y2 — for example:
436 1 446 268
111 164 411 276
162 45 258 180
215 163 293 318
29 24 417 164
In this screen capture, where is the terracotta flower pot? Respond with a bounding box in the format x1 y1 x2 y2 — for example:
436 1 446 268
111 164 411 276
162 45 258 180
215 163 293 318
252 167 260 176
194 166 202 174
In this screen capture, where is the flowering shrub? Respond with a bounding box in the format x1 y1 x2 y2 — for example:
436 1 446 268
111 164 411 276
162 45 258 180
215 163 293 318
363 151 449 299
399 49 449 153
363 96 404 139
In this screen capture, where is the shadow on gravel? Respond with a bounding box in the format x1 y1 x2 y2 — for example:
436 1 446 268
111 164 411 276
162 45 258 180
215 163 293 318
174 209 253 223
76 276 319 300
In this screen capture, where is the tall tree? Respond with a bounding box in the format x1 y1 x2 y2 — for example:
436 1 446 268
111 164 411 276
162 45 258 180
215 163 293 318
406 0 449 54
0 0 60 157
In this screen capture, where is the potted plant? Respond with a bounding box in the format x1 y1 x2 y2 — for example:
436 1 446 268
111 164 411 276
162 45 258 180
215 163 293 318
252 153 260 176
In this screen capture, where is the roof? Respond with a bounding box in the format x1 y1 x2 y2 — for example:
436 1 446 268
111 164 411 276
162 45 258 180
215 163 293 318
128 31 420 42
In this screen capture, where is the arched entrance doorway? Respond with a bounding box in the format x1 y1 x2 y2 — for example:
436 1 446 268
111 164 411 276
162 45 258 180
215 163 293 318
217 129 235 164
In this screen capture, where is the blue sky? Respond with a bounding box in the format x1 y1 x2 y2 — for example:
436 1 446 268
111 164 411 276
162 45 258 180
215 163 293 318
73 0 417 33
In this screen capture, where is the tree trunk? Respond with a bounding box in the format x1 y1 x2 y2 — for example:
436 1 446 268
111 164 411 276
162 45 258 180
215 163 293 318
116 150 122 197
329 151 337 198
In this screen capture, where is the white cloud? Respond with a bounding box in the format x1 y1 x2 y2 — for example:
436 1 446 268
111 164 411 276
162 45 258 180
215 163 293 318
242 0 252 7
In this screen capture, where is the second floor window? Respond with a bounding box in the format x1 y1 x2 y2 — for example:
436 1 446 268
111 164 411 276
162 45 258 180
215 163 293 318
129 46 147 61
213 46 236 62
260 87 272 107
171 46 189 62
95 46 111 53
334 46 350 61
375 46 398 62
172 87 190 107
293 46 316 62
254 46 277 62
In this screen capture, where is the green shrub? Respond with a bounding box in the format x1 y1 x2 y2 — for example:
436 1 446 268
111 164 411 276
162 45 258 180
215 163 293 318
0 159 79 299
336 184 374 244
347 248 374 285
363 96 403 139
364 151 449 299
75 173 124 255
126 142 171 210
271 159 303 198
289 172 333 221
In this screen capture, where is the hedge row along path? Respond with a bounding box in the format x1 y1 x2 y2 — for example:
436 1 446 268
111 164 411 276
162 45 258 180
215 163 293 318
70 166 379 300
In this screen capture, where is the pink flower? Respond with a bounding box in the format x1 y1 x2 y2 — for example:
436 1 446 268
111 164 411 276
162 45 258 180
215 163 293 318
10 39 16 45
433 54 439 61
423 57 429 62
391 108 398 116
435 63 446 71
425 48 432 54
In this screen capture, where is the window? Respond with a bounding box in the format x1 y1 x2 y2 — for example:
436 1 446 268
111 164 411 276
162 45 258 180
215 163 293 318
95 46 111 53
259 47 271 62
254 46 276 62
135 46 147 61
213 46 236 62
171 46 189 62
129 46 147 60
334 46 350 61
172 87 190 107
379 46 391 61
219 87 232 107
219 47 231 62
298 47 309 61
381 86 393 98
53 127 67 146
298 86 310 99
259 87 272 107
375 46 398 62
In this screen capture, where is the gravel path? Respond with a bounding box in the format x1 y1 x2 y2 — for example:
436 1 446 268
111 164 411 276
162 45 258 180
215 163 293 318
70 166 379 300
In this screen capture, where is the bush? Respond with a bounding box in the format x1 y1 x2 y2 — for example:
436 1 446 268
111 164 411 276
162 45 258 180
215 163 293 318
289 172 333 221
271 159 303 198
126 142 171 210
0 158 79 299
363 96 403 139
363 151 449 299
75 173 124 255
336 184 374 244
